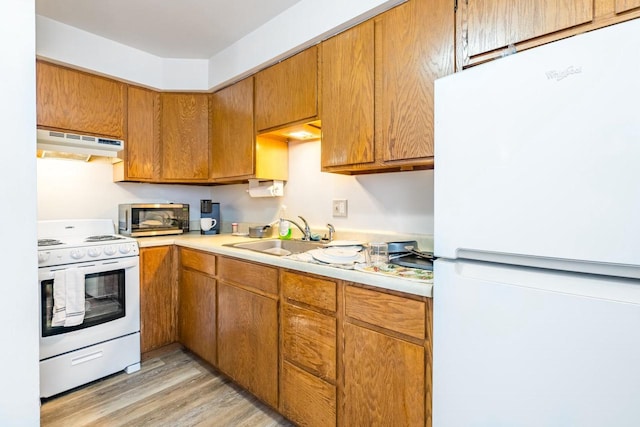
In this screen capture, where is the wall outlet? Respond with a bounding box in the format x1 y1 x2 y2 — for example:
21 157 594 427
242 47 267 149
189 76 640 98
332 199 348 217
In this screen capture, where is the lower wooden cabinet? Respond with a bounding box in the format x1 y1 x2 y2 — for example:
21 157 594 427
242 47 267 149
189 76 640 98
143 248 433 426
139 246 177 354
343 284 431 427
217 258 279 408
178 248 217 366
280 271 338 427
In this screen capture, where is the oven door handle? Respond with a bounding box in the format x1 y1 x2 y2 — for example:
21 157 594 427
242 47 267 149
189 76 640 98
42 258 139 278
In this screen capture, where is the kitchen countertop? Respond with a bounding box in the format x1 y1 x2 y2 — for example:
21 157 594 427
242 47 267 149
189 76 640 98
136 232 433 297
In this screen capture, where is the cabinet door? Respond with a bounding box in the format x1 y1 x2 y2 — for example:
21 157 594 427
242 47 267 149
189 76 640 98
343 323 425 426
457 0 593 68
376 0 453 163
255 46 318 131
320 21 375 169
122 85 160 181
179 269 216 366
210 77 255 180
616 0 640 12
217 282 278 408
36 61 126 139
161 93 210 181
140 246 176 353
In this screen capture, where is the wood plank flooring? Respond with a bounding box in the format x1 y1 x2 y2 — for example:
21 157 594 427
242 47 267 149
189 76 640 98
40 346 294 427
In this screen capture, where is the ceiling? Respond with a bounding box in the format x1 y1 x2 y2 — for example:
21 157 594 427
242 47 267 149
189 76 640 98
35 0 305 59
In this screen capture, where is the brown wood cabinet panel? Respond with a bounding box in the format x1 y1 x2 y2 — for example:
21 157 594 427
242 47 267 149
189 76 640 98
160 93 209 181
36 60 126 139
140 246 176 353
282 304 336 380
218 257 278 296
320 20 375 168
616 0 640 12
180 247 216 277
178 269 217 366
217 281 279 408
376 0 454 163
457 0 593 68
343 322 425 426
281 361 336 427
210 77 255 180
345 285 425 340
255 47 318 131
119 85 160 181
281 271 337 312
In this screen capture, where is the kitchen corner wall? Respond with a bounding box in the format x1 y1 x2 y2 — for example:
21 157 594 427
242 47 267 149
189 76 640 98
37 139 434 235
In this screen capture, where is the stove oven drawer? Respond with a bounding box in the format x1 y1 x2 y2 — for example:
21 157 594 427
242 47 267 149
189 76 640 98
40 331 140 398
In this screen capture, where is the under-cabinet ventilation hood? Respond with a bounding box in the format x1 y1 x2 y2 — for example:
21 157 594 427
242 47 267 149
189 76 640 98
37 129 124 161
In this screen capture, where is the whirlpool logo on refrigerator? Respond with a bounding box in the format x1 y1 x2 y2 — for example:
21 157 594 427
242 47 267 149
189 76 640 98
545 65 582 81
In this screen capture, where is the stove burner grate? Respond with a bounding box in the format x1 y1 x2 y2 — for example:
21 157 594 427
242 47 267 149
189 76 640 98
38 239 63 247
85 235 125 242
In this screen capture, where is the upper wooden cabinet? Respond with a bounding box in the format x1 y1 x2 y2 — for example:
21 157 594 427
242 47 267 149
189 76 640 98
114 85 160 182
321 0 454 173
210 77 255 180
160 93 210 182
36 60 126 139
617 0 640 13
321 21 375 169
457 0 640 69
255 46 319 132
210 77 288 183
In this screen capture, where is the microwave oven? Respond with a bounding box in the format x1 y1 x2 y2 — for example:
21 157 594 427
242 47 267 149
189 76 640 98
118 203 189 237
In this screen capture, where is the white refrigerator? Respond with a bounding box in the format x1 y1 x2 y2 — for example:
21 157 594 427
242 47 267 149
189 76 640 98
433 18 640 427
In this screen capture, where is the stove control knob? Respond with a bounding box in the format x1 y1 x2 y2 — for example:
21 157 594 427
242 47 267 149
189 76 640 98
70 249 86 260
119 244 132 254
88 247 102 257
104 245 117 256
38 252 49 263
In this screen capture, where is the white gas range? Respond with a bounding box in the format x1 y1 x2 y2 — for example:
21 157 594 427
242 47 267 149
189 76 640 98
37 219 141 398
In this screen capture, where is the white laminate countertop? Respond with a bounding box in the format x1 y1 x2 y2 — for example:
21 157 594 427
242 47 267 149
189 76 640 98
136 232 433 298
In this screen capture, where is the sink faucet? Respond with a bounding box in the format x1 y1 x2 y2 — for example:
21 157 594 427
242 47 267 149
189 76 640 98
285 216 312 241
326 223 335 242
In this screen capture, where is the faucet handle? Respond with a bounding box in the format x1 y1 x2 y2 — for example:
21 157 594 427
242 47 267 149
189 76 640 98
326 223 335 241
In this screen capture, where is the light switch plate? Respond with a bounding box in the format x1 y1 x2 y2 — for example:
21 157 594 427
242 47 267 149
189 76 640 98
332 199 348 217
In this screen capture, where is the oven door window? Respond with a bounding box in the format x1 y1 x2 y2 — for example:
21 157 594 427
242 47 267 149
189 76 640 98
41 269 126 337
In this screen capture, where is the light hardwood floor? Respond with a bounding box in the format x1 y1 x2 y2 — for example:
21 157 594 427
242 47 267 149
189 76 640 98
41 346 294 427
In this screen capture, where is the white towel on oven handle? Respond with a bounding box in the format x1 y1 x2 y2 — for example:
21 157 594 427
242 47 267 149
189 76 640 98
51 268 86 327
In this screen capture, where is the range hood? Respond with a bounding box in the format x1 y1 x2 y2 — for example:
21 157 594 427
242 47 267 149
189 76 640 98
37 129 124 161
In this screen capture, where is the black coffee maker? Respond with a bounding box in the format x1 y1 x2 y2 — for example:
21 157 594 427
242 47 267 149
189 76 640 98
200 200 220 235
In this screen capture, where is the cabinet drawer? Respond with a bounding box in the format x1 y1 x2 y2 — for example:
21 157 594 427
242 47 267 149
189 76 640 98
218 257 278 296
180 248 216 276
345 285 425 340
282 271 337 312
281 361 336 427
282 303 336 380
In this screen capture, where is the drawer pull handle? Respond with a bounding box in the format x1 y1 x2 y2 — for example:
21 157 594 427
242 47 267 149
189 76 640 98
71 350 103 365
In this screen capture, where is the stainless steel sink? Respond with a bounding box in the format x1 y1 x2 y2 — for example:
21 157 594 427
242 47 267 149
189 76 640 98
225 238 325 256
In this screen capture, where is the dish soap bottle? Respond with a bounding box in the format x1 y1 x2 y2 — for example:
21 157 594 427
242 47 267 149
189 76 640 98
278 205 292 240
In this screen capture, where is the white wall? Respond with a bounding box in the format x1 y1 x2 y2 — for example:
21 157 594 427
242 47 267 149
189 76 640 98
208 0 404 89
1 0 40 424
37 142 435 238
36 0 403 91
37 158 212 229
210 140 434 235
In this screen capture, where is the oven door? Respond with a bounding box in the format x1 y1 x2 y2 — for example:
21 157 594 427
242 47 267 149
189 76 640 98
38 256 140 360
